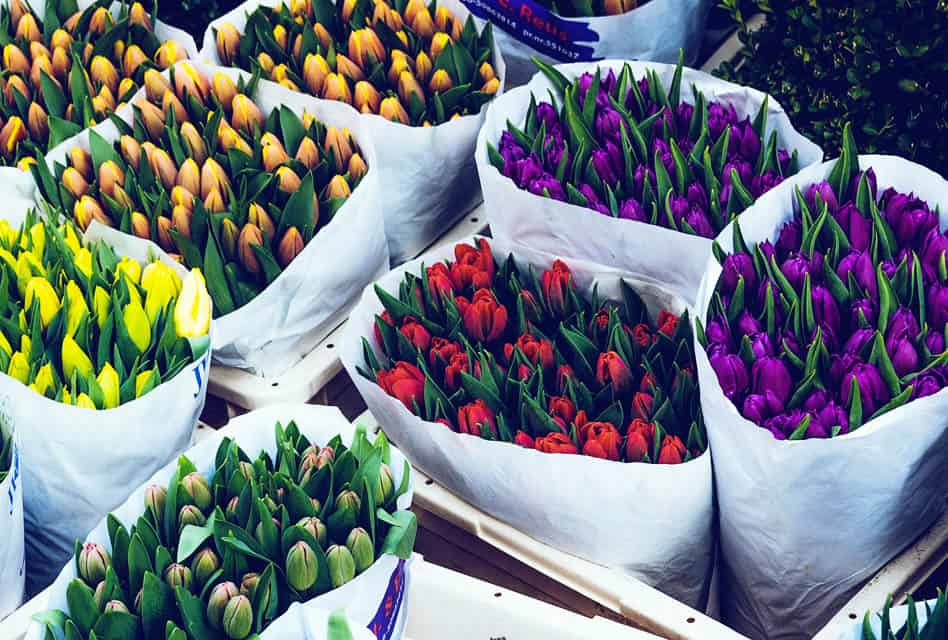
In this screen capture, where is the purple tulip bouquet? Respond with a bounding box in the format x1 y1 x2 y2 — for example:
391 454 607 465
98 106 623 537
693 129 948 637
476 56 822 303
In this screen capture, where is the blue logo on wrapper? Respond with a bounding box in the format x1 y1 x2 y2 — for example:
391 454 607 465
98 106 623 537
368 559 407 640
461 0 600 61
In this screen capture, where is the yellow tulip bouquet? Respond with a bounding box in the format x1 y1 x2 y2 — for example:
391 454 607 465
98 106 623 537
0 0 193 168
0 211 211 410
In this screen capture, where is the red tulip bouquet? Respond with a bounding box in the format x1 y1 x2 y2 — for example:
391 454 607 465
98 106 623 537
693 132 948 638
476 57 822 304
201 0 507 264
342 237 714 607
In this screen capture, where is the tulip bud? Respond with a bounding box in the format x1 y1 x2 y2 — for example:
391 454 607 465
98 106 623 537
178 504 206 530
9 0 27 25
2 44 29 75
15 12 40 41
123 44 148 78
256 51 275 74
144 484 166 518
201 157 230 200
162 90 188 123
429 68 453 93
286 541 318 591
430 32 451 59
604 0 636 13
482 77 500 94
116 135 140 172
211 72 238 110
30 54 53 91
98 160 125 200
78 543 111 584
181 472 212 512
218 125 252 155
90 56 119 95
25 276 61 328
294 136 320 170
334 489 361 514
223 595 253 640
135 97 166 141
245 203 274 242
239 573 259 599
164 563 192 591
62 334 94 379
346 527 374 574
326 175 352 199
191 548 220 587
297 517 328 549
174 62 210 103
127 212 150 241
0 116 25 159
321 73 351 103
411 52 432 86
379 96 409 124
62 167 89 199
203 188 226 214
277 227 304 268
275 166 302 193
174 269 212 337
206 582 239 629
143 70 171 104
123 299 151 353
51 46 70 81
129 2 152 29
350 82 379 115
177 158 201 195
323 127 353 172
341 0 359 21
411 8 435 38
326 545 356 588
50 26 72 49
220 218 239 259
88 7 112 34
231 94 264 135
262 136 290 172
397 70 424 108
148 147 178 191
117 77 136 101
300 53 329 95
180 122 207 164
96 362 120 409
216 23 241 65
156 216 175 252
387 52 411 86
4 76 31 109
238 224 263 275
103 600 129 615
154 40 187 69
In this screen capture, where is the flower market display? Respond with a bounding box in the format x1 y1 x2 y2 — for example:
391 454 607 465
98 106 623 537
854 588 947 640
342 237 714 607
211 0 499 125
33 60 389 376
203 0 505 265
0 0 197 167
29 405 417 640
360 239 704 465
477 57 822 304
694 134 948 638
0 421 25 621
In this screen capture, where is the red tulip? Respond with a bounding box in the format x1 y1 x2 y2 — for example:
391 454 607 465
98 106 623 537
444 352 469 392
458 400 497 438
534 432 578 455
400 320 431 352
547 396 575 430
377 362 425 410
449 239 494 290
428 337 461 369
505 333 554 370
631 392 654 421
591 308 610 335
541 260 573 316
639 372 657 393
374 310 394 347
462 289 508 342
628 323 653 347
626 418 655 462
556 364 574 393
658 435 687 464
595 351 632 395
514 430 535 448
657 310 679 338
516 363 532 381
426 262 454 300
574 409 589 432
581 422 621 461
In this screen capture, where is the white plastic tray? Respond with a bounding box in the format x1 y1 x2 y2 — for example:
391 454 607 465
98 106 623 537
207 203 488 411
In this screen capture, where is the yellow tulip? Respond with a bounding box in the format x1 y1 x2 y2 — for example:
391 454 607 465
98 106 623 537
24 222 45 258
30 363 54 396
135 369 157 398
60 387 71 405
62 334 94 379
123 299 151 353
65 280 89 336
174 269 212 337
62 222 81 255
19 335 28 354
0 248 16 272
0 331 10 356
142 262 180 323
24 277 61 327
93 286 110 329
115 256 142 285
75 393 96 409
0 219 16 248
97 363 120 409
7 352 28 383
73 247 93 279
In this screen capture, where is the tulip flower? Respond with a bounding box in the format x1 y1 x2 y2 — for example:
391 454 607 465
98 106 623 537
534 432 578 454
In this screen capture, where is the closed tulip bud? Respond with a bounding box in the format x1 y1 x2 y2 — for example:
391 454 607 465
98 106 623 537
177 158 201 195
149 147 178 190
211 72 238 111
162 90 188 123
24 277 60 327
96 362 120 409
287 137 316 172
321 73 351 103
345 154 366 181
218 125 251 155
15 13 40 41
335 54 364 83
117 77 136 100
297 517 328 548
386 52 411 86
123 299 151 352
271 23 288 50
174 62 210 103
0 116 25 159
164 563 192 591
341 0 359 20
371 2 402 30
238 224 263 274
51 46 70 81
133 369 154 396
302 53 329 95
276 166 302 193
81 42 94 66
143 69 171 103
352 81 380 113
8 0 27 25
144 484 166 517
123 44 148 78
68 148 92 182
62 167 89 199
91 93 112 118
604 0 636 12
4 75 31 108
169 187 194 212
429 68 453 93
129 2 151 28
379 96 409 124
326 174 352 199
154 40 186 68
482 77 500 94
135 97 165 140
98 160 125 200
220 218 239 259
201 158 229 199
216 23 241 65
430 32 451 59
410 52 431 85
246 202 275 241
206 582 239 629
78 542 110 585
30 54 53 91
231 94 263 135
191 548 220 586
410 8 435 37
88 7 112 34
62 334 93 379
114 137 140 173
178 504 206 531
323 127 352 172
239 573 259 599
174 269 212 337
275 227 303 268
90 56 119 94
327 545 356 588
261 136 289 172
256 51 275 74
286 541 318 591
334 489 361 514
223 595 252 640
180 122 206 163
397 70 424 107
346 527 374 573
103 599 129 615
156 216 175 252
2 44 28 75
204 188 225 213
7 352 28 383
404 0 426 22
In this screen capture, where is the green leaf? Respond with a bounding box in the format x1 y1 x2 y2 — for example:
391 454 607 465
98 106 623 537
66 580 98 637
379 509 417 560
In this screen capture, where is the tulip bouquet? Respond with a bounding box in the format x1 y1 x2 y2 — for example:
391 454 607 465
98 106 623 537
700 128 948 440
0 0 196 168
30 407 416 640
211 0 498 126
357 239 705 463
0 211 211 409
31 61 367 319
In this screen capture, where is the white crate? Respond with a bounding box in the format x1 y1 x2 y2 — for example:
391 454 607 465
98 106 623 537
207 204 488 411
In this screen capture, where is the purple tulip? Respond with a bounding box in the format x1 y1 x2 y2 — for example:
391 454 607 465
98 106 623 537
847 168 877 202
911 367 948 399
808 402 849 438
843 328 876 355
886 334 920 377
804 181 839 215
706 316 732 347
927 282 948 327
841 363 890 416
737 310 763 337
528 174 566 201
890 203 938 250
780 254 815 290
591 149 618 186
751 356 793 405
595 107 622 143
743 390 784 425
850 298 878 327
776 220 802 260
803 390 833 412
758 241 777 264
813 323 840 353
837 251 878 299
778 329 802 359
513 155 543 189
668 194 690 224
721 253 757 296
618 198 646 222
576 73 594 103
579 182 601 205
749 332 775 358
723 159 753 188
920 228 948 282
535 102 559 128
881 258 898 281
685 207 715 238
708 102 739 139
710 352 750 401
653 139 674 174
763 410 805 439
828 352 862 388
633 165 655 198
811 285 841 335
925 330 945 355
730 120 761 161
835 203 872 252
675 102 694 133
544 137 568 173
751 171 784 198
687 182 709 211
882 188 927 228
887 306 921 341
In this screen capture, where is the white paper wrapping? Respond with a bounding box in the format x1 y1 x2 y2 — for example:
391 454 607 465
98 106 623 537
44 61 390 378
0 423 24 621
477 60 824 306
693 156 948 639
470 0 713 88
199 0 508 264
26 404 414 640
340 235 714 607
